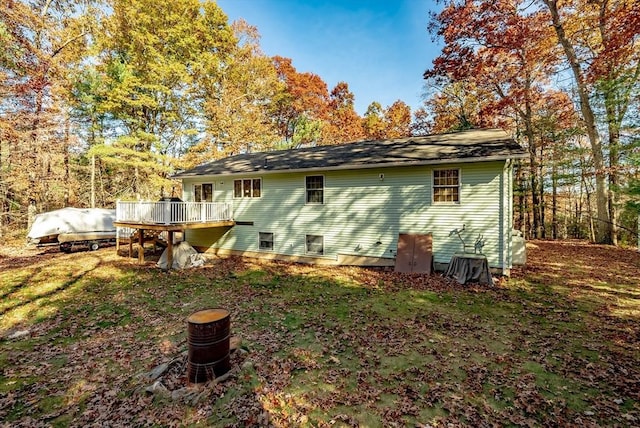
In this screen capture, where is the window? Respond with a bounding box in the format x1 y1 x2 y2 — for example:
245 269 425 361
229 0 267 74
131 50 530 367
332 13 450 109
305 234 324 255
305 175 324 204
194 183 213 202
234 178 261 198
259 232 274 251
433 169 460 203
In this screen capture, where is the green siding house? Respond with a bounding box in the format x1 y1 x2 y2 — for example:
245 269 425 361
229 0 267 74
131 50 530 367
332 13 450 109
172 128 527 275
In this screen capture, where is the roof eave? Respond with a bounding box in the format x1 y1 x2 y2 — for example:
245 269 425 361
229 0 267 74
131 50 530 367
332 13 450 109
172 153 528 179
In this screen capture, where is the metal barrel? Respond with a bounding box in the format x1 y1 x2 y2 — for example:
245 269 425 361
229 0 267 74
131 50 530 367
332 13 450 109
187 308 231 383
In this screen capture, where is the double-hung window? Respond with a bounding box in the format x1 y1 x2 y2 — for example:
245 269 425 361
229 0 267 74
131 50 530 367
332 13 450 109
433 169 460 203
305 175 324 204
234 178 261 198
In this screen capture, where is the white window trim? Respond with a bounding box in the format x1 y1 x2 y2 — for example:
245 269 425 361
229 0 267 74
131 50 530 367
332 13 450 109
233 178 262 199
305 234 324 255
305 175 325 205
432 168 461 204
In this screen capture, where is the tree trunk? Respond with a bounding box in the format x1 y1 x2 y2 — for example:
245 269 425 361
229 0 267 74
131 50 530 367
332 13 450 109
582 174 596 242
64 117 71 207
552 163 558 239
544 0 610 243
91 155 96 208
28 89 44 228
516 165 526 234
606 104 619 246
522 89 541 239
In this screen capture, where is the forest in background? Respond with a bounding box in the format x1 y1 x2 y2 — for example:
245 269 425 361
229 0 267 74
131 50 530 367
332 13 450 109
0 0 638 245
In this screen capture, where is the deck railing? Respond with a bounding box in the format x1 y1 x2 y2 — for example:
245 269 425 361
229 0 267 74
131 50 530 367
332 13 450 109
116 201 233 225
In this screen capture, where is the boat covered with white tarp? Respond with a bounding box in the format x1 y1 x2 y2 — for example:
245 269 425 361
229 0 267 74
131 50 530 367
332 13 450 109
27 207 117 251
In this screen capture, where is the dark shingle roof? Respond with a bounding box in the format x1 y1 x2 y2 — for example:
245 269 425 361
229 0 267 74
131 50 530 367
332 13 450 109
173 128 527 178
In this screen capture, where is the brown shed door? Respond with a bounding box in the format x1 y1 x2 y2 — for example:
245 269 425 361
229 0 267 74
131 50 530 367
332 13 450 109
396 234 415 273
395 233 432 274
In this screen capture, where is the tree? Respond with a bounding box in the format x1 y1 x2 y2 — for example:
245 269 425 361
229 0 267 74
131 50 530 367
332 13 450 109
84 0 236 199
272 56 329 145
325 81 363 144
426 0 563 238
362 102 386 140
420 80 491 133
539 0 640 244
0 0 98 228
196 20 282 161
411 107 431 136
383 100 412 138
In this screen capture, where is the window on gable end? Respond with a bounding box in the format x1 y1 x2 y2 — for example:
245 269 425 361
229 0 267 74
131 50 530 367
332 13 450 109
433 169 460 203
305 175 324 204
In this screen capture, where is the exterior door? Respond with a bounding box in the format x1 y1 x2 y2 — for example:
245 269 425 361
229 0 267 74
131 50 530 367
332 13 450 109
194 183 214 202
395 233 432 274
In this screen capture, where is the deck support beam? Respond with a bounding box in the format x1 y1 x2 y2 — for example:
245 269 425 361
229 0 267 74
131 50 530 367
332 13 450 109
113 220 234 270
138 228 145 264
166 231 174 271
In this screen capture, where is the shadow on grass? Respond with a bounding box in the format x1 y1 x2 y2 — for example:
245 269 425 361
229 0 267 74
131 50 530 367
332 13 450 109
1 244 639 426
0 249 120 336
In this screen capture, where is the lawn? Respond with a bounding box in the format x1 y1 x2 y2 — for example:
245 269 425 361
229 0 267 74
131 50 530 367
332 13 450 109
1 240 639 427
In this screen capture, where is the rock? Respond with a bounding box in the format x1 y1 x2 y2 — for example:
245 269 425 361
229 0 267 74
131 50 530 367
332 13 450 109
241 360 254 371
171 387 196 401
6 330 30 340
214 371 232 383
148 362 169 380
230 335 242 352
145 381 168 395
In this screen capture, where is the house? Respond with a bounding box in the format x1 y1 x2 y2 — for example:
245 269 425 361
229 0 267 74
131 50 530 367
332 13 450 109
168 128 527 275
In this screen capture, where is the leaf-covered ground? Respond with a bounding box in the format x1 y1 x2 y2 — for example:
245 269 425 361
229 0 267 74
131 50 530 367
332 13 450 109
1 240 639 427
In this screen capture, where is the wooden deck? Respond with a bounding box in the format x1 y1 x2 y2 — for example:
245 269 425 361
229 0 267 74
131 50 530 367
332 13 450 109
114 220 235 269
115 201 234 269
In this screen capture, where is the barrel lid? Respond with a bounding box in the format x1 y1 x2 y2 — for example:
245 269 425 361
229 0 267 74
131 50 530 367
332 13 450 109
187 308 230 324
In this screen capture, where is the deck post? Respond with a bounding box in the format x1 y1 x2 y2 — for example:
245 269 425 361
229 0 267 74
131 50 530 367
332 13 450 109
138 228 145 264
166 231 174 271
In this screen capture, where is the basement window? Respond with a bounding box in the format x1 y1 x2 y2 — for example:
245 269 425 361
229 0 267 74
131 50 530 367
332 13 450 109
305 234 324 255
259 232 274 251
433 169 460 203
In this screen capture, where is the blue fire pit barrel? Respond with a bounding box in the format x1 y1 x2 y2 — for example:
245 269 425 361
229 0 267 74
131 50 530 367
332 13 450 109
187 308 231 383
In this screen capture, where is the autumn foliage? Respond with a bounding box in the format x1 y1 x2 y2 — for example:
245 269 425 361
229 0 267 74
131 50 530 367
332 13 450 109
425 0 640 245
0 0 414 232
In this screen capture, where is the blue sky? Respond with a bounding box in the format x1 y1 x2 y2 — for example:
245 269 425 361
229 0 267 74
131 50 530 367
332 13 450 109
216 0 442 116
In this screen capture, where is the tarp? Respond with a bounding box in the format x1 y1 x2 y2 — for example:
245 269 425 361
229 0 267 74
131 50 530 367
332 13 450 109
156 241 206 270
445 252 494 286
27 208 116 244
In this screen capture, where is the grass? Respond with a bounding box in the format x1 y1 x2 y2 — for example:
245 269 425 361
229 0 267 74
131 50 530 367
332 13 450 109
0 240 639 426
